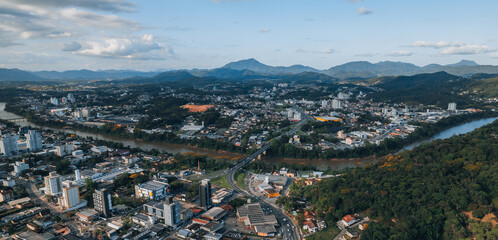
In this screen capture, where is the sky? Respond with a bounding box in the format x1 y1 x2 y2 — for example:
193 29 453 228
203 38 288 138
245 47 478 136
0 0 497 71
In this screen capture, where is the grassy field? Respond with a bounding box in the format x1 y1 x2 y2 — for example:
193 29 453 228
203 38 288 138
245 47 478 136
210 175 232 189
234 171 247 190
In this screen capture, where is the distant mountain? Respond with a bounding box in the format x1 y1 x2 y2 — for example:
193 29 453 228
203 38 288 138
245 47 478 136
323 61 420 79
33 69 160 80
221 58 319 75
0 68 45 81
189 68 269 80
445 60 478 67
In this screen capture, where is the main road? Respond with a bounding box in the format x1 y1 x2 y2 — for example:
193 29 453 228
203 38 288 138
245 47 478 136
225 109 311 240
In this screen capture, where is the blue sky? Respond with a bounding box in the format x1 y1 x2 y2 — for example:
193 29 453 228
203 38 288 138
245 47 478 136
0 0 497 71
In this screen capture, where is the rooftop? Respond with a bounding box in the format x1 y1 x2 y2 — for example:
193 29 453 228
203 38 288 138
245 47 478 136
138 180 169 190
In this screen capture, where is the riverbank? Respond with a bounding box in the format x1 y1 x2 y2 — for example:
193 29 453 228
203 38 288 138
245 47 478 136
2 102 497 169
266 111 498 160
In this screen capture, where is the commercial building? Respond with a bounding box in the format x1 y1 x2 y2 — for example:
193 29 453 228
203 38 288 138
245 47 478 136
135 180 170 201
93 188 112 217
236 203 278 229
76 209 98 223
201 207 227 221
26 130 42 151
199 179 212 210
314 116 342 122
143 196 181 227
44 171 63 196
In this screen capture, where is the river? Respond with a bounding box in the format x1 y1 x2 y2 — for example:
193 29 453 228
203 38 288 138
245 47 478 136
1 102 496 169
0 102 243 161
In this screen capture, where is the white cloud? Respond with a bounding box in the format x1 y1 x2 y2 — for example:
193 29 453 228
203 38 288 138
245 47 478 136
0 1 143 47
410 41 464 49
321 48 335 54
77 35 170 60
358 7 372 15
259 28 271 33
387 51 413 57
491 52 498 58
439 44 495 55
58 8 143 30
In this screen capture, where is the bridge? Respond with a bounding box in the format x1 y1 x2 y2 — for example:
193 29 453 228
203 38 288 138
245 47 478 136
2 117 27 122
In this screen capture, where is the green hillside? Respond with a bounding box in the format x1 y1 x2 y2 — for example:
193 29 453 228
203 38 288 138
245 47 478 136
286 120 498 239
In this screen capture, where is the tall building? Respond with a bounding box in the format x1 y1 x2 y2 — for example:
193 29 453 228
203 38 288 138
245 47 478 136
62 185 80 209
67 93 75 103
143 196 181 227
81 108 90 118
93 188 112 218
199 179 212 210
56 144 73 157
448 102 457 111
44 171 63 196
0 133 19 156
332 99 342 109
163 196 181 227
26 130 42 151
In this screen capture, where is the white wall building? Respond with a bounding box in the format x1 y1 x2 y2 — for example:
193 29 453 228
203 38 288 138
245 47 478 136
0 133 19 156
332 99 342 109
13 161 29 176
26 130 42 151
62 185 80 209
448 102 457 111
44 172 63 196
56 144 73 157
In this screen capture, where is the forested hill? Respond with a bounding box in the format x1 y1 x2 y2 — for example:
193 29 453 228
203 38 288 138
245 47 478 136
300 120 498 239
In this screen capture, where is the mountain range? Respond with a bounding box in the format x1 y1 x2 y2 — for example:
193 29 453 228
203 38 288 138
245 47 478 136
1 59 498 82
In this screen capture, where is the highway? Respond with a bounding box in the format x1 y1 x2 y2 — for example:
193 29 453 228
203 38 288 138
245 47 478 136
225 111 311 240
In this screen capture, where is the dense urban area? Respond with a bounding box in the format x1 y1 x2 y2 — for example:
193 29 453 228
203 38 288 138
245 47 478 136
0 61 497 240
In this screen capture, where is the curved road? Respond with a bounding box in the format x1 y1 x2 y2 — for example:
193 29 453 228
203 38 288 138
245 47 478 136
226 112 311 240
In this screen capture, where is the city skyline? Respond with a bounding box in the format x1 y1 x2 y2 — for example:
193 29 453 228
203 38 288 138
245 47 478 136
0 0 497 71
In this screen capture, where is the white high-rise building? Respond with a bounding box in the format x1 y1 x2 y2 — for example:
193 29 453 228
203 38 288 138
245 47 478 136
332 99 342 109
62 185 80 209
163 197 181 227
321 100 328 108
26 130 42 151
0 133 19 156
448 102 457 111
44 172 63 196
